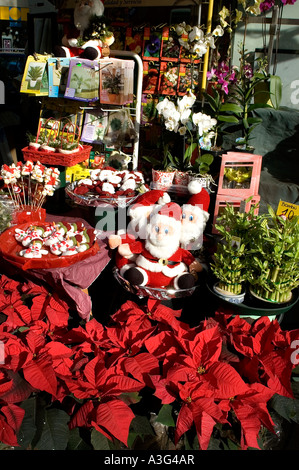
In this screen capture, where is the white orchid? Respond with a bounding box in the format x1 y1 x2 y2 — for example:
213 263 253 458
188 26 204 43
175 22 224 59
192 112 217 137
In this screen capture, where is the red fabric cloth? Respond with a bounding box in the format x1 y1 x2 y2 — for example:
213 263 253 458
0 215 111 320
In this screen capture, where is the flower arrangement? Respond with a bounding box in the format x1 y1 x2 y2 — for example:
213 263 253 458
175 22 224 60
152 91 217 174
205 43 282 151
0 277 298 450
0 161 60 212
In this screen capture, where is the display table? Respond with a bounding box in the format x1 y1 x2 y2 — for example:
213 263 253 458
0 214 111 320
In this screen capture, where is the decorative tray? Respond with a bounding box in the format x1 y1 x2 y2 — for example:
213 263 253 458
113 267 198 300
0 221 100 270
65 181 140 208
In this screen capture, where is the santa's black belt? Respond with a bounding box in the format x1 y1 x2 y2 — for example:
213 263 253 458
143 256 180 266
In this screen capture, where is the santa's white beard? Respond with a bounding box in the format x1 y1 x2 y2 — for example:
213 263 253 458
180 206 208 248
145 229 180 259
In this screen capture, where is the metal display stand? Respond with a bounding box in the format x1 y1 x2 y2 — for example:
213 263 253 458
109 49 144 171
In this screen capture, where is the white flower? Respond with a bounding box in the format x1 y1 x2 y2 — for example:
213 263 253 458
178 126 187 135
189 26 204 43
212 25 224 37
192 41 208 57
180 108 192 125
175 22 187 36
177 91 196 111
205 33 216 49
192 112 217 136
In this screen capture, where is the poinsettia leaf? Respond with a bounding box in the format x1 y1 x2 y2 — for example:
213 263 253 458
270 394 299 423
174 404 194 444
130 415 155 438
69 400 94 429
156 404 175 427
0 414 19 446
1 403 25 435
23 353 57 396
17 397 38 449
91 428 116 450
33 408 70 450
95 399 135 446
205 362 249 399
104 374 144 396
0 370 34 404
67 428 92 450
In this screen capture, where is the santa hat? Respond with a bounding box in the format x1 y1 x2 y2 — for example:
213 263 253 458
128 190 171 219
186 180 210 214
150 202 182 231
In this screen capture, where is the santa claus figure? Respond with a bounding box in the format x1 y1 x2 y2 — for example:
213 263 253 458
119 202 202 289
108 190 170 272
180 180 210 250
56 0 114 60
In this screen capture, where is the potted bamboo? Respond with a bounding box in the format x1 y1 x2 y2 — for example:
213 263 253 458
210 200 259 303
247 205 299 303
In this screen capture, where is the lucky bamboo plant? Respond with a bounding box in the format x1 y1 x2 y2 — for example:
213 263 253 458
247 205 299 303
211 199 259 295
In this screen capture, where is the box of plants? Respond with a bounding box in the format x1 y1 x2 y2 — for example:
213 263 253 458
247 205 299 304
210 200 259 303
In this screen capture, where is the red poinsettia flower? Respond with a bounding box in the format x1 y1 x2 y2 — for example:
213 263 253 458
175 380 227 450
0 290 32 329
67 355 143 445
0 332 32 372
219 382 275 450
0 404 25 446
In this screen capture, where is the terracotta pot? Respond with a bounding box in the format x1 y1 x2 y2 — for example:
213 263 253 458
152 169 175 190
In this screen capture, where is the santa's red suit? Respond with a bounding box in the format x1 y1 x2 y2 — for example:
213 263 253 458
120 202 201 289
127 242 196 288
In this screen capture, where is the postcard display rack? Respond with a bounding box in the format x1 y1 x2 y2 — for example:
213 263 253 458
20 50 143 171
212 152 262 234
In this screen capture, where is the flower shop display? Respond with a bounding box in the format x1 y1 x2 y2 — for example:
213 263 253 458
0 161 61 224
0 280 298 451
247 205 299 304
65 167 147 208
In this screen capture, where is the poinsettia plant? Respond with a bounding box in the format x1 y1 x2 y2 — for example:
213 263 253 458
0 274 298 450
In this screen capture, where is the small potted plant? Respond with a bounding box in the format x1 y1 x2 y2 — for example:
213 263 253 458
210 200 259 303
142 144 176 191
247 205 299 303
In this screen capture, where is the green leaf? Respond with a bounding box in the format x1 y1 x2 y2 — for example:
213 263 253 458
270 75 282 109
156 404 175 427
220 103 243 114
67 428 92 450
270 395 299 423
199 153 214 165
91 428 116 450
218 115 240 123
16 397 38 449
131 415 155 436
33 408 70 450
